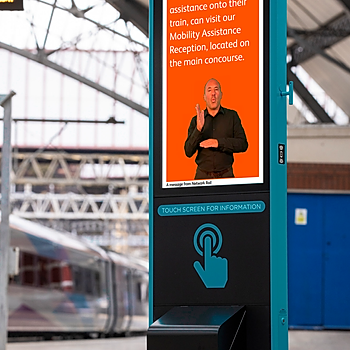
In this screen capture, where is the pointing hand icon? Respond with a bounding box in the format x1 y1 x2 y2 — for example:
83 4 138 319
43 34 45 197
194 235 228 288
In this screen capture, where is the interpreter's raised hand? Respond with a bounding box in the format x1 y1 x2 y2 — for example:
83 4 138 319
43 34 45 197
195 103 205 131
200 139 218 148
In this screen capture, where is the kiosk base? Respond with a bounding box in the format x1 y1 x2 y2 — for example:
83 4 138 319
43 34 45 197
147 305 246 350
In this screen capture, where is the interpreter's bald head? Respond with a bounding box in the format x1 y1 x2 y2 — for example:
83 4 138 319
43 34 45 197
203 78 222 112
204 78 222 93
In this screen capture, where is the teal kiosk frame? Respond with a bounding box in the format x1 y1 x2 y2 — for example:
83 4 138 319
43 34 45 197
149 0 290 349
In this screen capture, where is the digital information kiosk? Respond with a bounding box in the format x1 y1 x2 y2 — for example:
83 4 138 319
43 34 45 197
148 0 291 349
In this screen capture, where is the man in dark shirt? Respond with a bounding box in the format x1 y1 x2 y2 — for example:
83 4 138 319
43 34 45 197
184 78 248 179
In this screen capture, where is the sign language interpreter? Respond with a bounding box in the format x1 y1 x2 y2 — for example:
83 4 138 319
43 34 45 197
185 78 248 179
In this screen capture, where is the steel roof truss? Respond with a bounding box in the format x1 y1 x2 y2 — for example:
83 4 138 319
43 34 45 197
106 0 148 36
5 152 149 187
0 42 149 116
288 66 334 123
288 13 350 68
10 192 149 220
339 0 350 12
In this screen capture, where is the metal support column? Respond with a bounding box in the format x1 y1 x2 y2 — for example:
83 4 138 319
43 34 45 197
0 91 15 350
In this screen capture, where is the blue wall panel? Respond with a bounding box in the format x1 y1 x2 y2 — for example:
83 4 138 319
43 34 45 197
287 194 324 327
288 193 350 329
323 195 350 328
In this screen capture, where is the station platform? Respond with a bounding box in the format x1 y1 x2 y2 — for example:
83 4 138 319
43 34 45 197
7 336 146 350
7 330 350 350
289 330 350 350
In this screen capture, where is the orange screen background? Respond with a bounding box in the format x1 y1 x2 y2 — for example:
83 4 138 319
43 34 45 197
165 0 260 182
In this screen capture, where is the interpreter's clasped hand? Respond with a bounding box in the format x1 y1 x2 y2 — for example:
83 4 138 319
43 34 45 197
200 139 218 148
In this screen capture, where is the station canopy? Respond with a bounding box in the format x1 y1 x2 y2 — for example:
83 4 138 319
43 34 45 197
0 0 150 150
0 0 349 132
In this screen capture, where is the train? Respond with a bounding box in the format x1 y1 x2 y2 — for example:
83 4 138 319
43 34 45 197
6 215 149 338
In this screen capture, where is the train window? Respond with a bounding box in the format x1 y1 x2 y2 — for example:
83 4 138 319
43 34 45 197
137 282 142 301
8 251 21 285
85 269 93 295
137 282 148 302
72 265 84 294
50 261 62 290
37 257 50 288
8 274 20 285
13 252 76 292
21 252 36 286
93 270 101 297
61 263 73 292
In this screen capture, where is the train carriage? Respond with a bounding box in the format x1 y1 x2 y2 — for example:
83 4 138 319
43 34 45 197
6 215 148 337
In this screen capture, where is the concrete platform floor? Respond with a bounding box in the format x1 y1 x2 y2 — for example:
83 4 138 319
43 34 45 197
7 330 350 350
289 330 350 350
7 336 145 350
